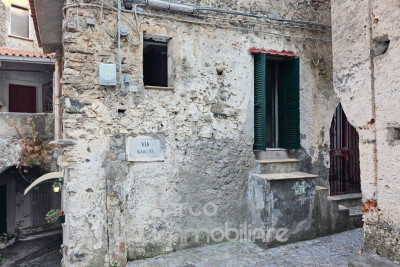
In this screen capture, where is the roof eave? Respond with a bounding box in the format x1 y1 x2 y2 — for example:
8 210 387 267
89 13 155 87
29 0 64 54
0 55 55 64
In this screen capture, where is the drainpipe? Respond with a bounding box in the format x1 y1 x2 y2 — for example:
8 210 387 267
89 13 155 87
54 55 62 141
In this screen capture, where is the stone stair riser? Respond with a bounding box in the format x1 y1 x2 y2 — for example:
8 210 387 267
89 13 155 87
255 162 299 174
254 150 288 160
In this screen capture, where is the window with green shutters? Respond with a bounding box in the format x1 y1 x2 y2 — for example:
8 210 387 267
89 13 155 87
253 54 267 151
253 55 300 150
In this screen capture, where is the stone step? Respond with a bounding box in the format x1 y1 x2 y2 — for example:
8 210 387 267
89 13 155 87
254 149 288 160
255 159 299 174
348 206 363 229
327 193 362 207
338 205 348 212
251 172 319 181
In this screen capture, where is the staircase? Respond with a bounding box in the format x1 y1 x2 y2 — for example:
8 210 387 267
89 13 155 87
248 149 319 247
248 149 361 248
328 193 363 229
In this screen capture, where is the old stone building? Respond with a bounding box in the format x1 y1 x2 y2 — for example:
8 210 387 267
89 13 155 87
0 0 60 239
331 0 400 263
26 0 394 266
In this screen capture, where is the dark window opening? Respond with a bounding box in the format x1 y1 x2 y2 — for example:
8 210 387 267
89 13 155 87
10 5 30 38
143 39 168 87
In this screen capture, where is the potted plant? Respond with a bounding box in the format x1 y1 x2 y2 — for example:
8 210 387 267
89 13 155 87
0 233 15 249
45 209 65 224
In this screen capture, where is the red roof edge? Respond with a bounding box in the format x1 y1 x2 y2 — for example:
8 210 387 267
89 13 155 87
249 47 296 57
28 0 42 48
0 47 55 59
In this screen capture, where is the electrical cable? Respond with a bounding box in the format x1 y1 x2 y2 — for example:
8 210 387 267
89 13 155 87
118 0 123 89
140 11 331 42
101 0 116 38
193 6 327 28
62 3 331 43
19 168 31 184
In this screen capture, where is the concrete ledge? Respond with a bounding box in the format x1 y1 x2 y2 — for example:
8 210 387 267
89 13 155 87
0 113 54 137
252 172 319 181
256 159 299 164
348 252 399 267
328 193 362 202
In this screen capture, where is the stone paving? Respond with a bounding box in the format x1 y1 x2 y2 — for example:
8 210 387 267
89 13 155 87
0 233 62 267
128 228 363 267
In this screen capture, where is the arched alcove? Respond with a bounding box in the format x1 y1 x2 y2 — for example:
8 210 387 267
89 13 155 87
0 166 61 236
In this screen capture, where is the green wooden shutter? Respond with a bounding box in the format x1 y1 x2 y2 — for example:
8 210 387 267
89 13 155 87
279 58 300 149
253 54 267 150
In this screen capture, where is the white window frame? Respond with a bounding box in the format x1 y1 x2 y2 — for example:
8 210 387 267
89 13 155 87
9 3 32 40
6 79 43 113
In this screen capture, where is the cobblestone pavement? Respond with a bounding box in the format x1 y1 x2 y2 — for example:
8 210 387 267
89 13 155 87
128 228 363 267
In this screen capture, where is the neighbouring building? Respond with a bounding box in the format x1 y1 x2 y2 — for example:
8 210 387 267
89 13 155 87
25 0 388 266
0 0 60 238
331 0 400 263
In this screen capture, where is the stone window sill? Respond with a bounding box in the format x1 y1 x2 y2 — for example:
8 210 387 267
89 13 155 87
145 86 174 90
8 34 34 42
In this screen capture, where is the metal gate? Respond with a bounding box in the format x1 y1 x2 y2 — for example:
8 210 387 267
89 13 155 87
329 104 361 195
31 182 52 226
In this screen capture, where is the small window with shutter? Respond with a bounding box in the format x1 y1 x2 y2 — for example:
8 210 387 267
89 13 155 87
10 4 30 39
253 54 300 150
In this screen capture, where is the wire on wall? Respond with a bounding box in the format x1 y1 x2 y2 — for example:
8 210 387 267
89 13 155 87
62 3 331 43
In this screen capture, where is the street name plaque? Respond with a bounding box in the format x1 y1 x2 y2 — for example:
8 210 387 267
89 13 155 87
126 136 165 162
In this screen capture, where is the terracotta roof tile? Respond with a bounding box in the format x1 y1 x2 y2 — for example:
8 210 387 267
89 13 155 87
249 47 296 57
0 47 55 59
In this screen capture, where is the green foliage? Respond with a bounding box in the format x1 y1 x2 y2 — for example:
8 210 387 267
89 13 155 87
9 118 54 171
0 253 3 265
45 209 61 223
0 233 14 244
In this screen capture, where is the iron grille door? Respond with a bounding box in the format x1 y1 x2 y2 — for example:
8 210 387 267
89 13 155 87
31 182 52 226
329 104 361 195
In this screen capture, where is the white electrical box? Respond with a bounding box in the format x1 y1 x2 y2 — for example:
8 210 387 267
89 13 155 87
99 63 116 86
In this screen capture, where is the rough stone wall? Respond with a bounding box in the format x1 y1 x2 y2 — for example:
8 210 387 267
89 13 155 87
60 1 336 266
331 0 400 262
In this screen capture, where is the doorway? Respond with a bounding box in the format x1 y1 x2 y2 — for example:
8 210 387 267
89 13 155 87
329 103 361 195
9 84 37 113
253 54 300 150
0 185 6 234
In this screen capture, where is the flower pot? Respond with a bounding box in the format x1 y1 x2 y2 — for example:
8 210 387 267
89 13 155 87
0 237 15 249
57 215 65 224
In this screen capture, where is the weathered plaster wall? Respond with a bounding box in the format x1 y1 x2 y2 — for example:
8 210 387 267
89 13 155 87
0 113 54 174
0 0 41 51
60 1 336 266
331 0 400 262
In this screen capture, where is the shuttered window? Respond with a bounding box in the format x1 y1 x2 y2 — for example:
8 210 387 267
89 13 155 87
279 58 300 149
253 54 267 150
253 55 300 150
